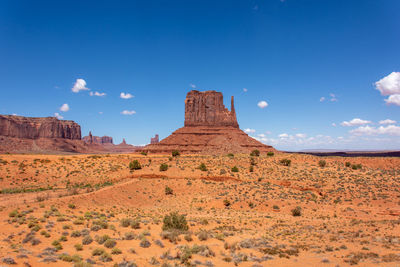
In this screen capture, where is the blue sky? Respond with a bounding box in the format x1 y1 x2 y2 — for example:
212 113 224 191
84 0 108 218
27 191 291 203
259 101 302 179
1 0 399 151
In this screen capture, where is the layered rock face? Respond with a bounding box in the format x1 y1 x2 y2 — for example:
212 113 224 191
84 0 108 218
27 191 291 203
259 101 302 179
142 90 275 154
150 134 159 144
82 132 113 144
0 115 81 140
185 90 238 128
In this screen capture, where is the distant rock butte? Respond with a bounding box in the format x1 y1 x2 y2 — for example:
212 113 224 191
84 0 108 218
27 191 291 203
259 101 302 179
0 115 81 140
185 90 239 128
82 132 113 144
142 90 275 154
150 134 159 144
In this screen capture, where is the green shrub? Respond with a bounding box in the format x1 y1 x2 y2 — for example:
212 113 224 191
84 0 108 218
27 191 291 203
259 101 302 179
250 149 260 157
291 206 302 216
162 212 189 231
159 163 168 171
165 186 173 195
267 151 274 157
318 160 326 167
172 150 180 157
140 151 147 156
227 153 234 158
104 239 116 248
111 248 122 254
231 166 239 172
345 162 351 167
223 199 231 207
280 159 291 166
351 163 362 170
249 165 254 172
198 163 207 171
82 235 93 245
129 160 141 170
92 247 105 256
74 243 83 251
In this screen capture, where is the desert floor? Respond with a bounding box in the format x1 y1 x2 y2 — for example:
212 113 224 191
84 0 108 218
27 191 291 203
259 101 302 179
0 152 399 266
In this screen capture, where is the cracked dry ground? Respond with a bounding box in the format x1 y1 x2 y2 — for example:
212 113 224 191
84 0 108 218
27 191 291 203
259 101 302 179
0 153 399 266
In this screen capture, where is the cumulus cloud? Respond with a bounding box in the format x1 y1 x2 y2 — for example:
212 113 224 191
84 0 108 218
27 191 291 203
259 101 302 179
375 72 400 96
243 88 248 92
330 93 338 102
60 103 69 112
295 133 307 138
279 133 289 138
121 110 136 115
319 97 325 102
332 123 337 127
384 94 400 106
350 125 400 136
71 79 89 93
190 84 196 89
341 118 371 127
257 100 268 108
120 92 134 99
54 113 63 119
244 128 256 133
90 91 106 97
379 119 396 124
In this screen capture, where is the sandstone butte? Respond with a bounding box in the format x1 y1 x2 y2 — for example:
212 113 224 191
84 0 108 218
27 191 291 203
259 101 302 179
142 90 275 154
82 131 114 144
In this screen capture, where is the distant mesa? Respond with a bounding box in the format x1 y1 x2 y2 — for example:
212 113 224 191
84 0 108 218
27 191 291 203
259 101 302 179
142 90 275 154
150 134 159 144
0 115 138 153
0 115 81 140
83 131 113 144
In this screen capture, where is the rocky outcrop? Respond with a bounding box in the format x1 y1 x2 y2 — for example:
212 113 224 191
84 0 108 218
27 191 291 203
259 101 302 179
142 90 275 154
0 115 81 140
150 134 159 144
184 90 238 128
82 132 113 144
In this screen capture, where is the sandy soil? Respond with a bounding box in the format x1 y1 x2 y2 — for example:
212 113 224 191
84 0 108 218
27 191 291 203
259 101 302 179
0 152 399 266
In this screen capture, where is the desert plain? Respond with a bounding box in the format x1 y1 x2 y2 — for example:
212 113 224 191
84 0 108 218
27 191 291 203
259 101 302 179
0 152 399 267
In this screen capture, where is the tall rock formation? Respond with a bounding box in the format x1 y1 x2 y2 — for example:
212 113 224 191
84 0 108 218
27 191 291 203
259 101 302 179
141 90 275 154
150 134 159 144
184 90 238 128
82 133 113 144
0 115 81 139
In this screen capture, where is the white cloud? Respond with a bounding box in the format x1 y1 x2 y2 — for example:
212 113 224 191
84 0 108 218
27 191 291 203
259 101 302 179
332 123 337 127
121 110 136 115
295 133 307 138
258 133 266 138
330 93 338 102
71 79 89 93
99 111 103 115
350 125 400 136
257 100 268 109
375 72 400 96
243 88 248 92
319 97 325 102
384 94 400 106
60 103 69 112
190 84 196 89
379 119 396 125
90 91 106 97
341 118 371 127
54 113 63 119
244 128 256 133
279 133 289 138
120 92 134 99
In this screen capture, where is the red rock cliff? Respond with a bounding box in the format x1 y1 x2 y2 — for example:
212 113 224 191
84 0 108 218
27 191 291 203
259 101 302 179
0 115 81 140
184 90 239 128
